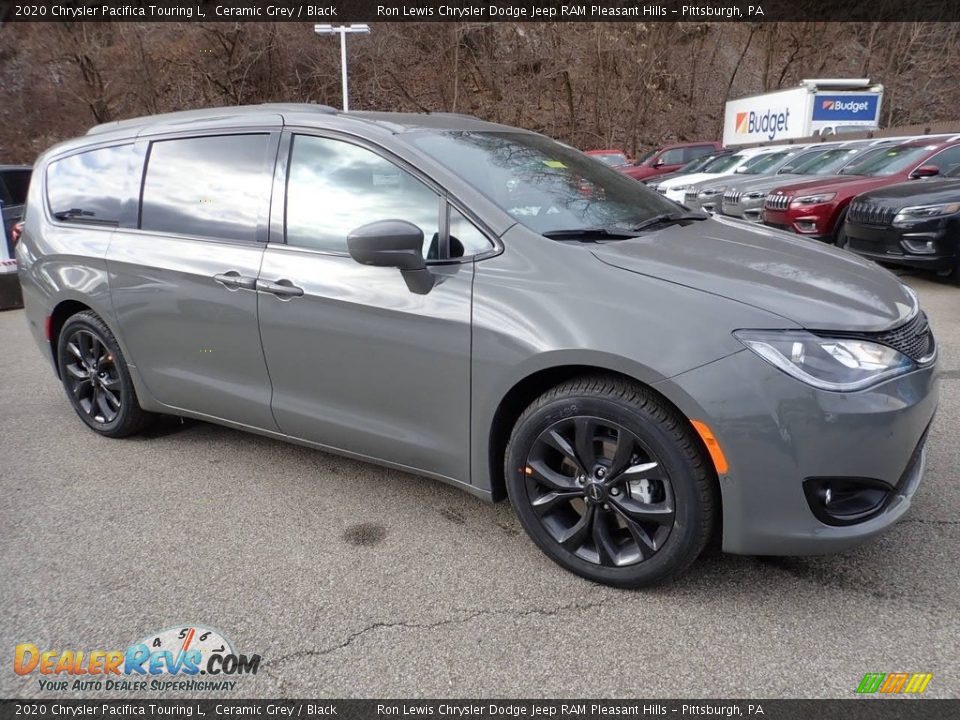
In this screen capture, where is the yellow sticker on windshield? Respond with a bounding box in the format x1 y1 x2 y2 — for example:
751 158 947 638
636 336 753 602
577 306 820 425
543 160 567 169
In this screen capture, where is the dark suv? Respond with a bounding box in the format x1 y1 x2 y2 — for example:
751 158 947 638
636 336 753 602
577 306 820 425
843 165 960 283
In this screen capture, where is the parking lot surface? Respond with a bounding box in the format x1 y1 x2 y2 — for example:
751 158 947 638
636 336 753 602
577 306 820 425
1 272 958 699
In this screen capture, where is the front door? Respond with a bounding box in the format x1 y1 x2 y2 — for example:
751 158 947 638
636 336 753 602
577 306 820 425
257 132 489 482
107 131 280 430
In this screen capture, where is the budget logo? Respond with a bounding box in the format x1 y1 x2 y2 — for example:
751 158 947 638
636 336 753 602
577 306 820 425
822 100 835 111
735 112 749 133
855 672 933 695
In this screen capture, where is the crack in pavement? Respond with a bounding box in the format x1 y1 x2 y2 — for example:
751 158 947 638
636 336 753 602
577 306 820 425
262 599 610 675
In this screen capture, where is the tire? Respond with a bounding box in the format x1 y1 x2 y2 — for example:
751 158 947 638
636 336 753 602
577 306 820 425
504 375 716 588
57 311 154 438
833 208 849 248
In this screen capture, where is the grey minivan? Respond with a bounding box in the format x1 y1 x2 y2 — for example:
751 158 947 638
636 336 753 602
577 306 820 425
18 105 938 587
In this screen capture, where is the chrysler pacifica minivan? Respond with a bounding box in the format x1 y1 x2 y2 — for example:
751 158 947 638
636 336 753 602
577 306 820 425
18 105 938 587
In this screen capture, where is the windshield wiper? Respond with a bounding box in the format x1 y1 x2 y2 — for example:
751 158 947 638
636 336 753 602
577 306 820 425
631 212 708 232
542 227 641 241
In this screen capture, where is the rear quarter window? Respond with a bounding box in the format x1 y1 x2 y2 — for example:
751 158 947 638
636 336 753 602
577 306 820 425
46 145 138 226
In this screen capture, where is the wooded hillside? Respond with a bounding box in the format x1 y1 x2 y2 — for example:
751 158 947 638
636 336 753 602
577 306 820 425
1 21 958 163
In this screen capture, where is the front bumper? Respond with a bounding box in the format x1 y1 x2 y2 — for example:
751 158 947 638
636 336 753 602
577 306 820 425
762 206 834 240
845 219 958 271
722 195 765 222
662 349 938 555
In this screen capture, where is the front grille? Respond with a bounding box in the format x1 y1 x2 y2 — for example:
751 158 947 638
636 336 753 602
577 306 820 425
656 187 667 196
872 311 935 362
724 189 742 205
684 190 698 204
765 194 790 211
848 200 897 226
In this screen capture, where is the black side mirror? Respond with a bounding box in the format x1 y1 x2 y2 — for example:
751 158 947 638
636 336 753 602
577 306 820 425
347 220 436 295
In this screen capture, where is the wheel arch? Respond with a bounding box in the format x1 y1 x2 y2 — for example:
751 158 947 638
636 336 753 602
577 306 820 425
48 299 95 379
486 364 720 508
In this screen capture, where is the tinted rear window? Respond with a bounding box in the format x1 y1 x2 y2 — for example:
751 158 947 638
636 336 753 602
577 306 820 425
140 134 273 242
47 146 135 225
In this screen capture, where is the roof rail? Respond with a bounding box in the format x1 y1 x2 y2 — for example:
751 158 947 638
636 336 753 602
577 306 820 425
429 111 481 121
86 102 338 136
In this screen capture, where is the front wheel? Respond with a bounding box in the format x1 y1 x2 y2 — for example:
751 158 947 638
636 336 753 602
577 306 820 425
504 377 717 588
57 311 154 438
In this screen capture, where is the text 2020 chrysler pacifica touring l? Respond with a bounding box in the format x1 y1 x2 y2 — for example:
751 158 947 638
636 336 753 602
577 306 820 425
17 105 938 587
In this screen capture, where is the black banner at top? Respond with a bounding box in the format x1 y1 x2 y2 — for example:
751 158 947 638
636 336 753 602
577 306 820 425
2 0 960 23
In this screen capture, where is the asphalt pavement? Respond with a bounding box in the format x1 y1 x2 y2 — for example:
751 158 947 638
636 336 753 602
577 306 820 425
1 272 958 699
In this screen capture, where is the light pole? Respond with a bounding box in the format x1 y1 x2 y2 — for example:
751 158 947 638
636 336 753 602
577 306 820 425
314 23 371 112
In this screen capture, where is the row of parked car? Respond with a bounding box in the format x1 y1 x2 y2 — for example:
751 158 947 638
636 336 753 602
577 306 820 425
593 137 960 284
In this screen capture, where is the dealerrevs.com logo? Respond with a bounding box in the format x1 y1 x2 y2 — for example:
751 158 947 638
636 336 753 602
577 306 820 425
14 625 262 692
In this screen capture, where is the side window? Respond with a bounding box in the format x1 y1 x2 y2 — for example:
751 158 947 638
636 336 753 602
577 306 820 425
3 170 31 205
683 145 715 163
140 134 273 242
658 148 685 165
285 134 440 255
47 145 135 225
448 206 492 258
925 146 960 175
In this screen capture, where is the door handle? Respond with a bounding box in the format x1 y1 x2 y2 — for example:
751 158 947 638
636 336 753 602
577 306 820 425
214 271 257 291
256 278 304 298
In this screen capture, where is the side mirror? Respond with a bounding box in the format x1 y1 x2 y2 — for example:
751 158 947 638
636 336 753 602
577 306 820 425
347 220 436 295
653 158 665 168
911 165 939 179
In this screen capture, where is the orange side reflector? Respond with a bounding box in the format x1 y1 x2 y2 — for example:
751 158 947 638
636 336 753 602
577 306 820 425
691 420 729 475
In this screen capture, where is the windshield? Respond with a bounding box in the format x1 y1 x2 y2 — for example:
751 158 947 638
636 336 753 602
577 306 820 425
702 153 744 173
411 131 680 234
591 152 628 167
633 148 656 165
680 154 722 173
839 145 936 176
739 151 792 175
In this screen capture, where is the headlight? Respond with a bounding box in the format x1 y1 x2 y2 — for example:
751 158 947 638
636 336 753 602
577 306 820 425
676 184 694 192
698 188 723 198
734 330 915 391
790 193 837 207
745 191 767 199
893 202 960 226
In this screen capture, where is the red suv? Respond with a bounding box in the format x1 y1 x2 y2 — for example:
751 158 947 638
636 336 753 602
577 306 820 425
762 139 960 243
622 141 722 181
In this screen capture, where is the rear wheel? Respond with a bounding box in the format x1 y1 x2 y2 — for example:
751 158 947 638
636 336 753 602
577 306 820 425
504 376 716 588
57 311 153 438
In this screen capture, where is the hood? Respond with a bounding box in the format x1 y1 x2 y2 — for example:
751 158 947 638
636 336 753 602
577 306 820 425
720 173 821 193
591 216 916 332
657 171 727 189
857 177 960 207
770 174 892 199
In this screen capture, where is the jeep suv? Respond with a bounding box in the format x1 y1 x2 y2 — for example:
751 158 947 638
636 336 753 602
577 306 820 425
762 139 960 244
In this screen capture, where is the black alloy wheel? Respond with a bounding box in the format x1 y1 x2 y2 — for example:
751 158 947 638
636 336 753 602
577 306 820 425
505 376 716 588
63 328 122 424
57 311 153 437
523 416 674 567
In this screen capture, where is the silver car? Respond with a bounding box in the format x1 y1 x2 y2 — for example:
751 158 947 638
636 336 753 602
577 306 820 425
682 147 828 213
17 105 939 588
